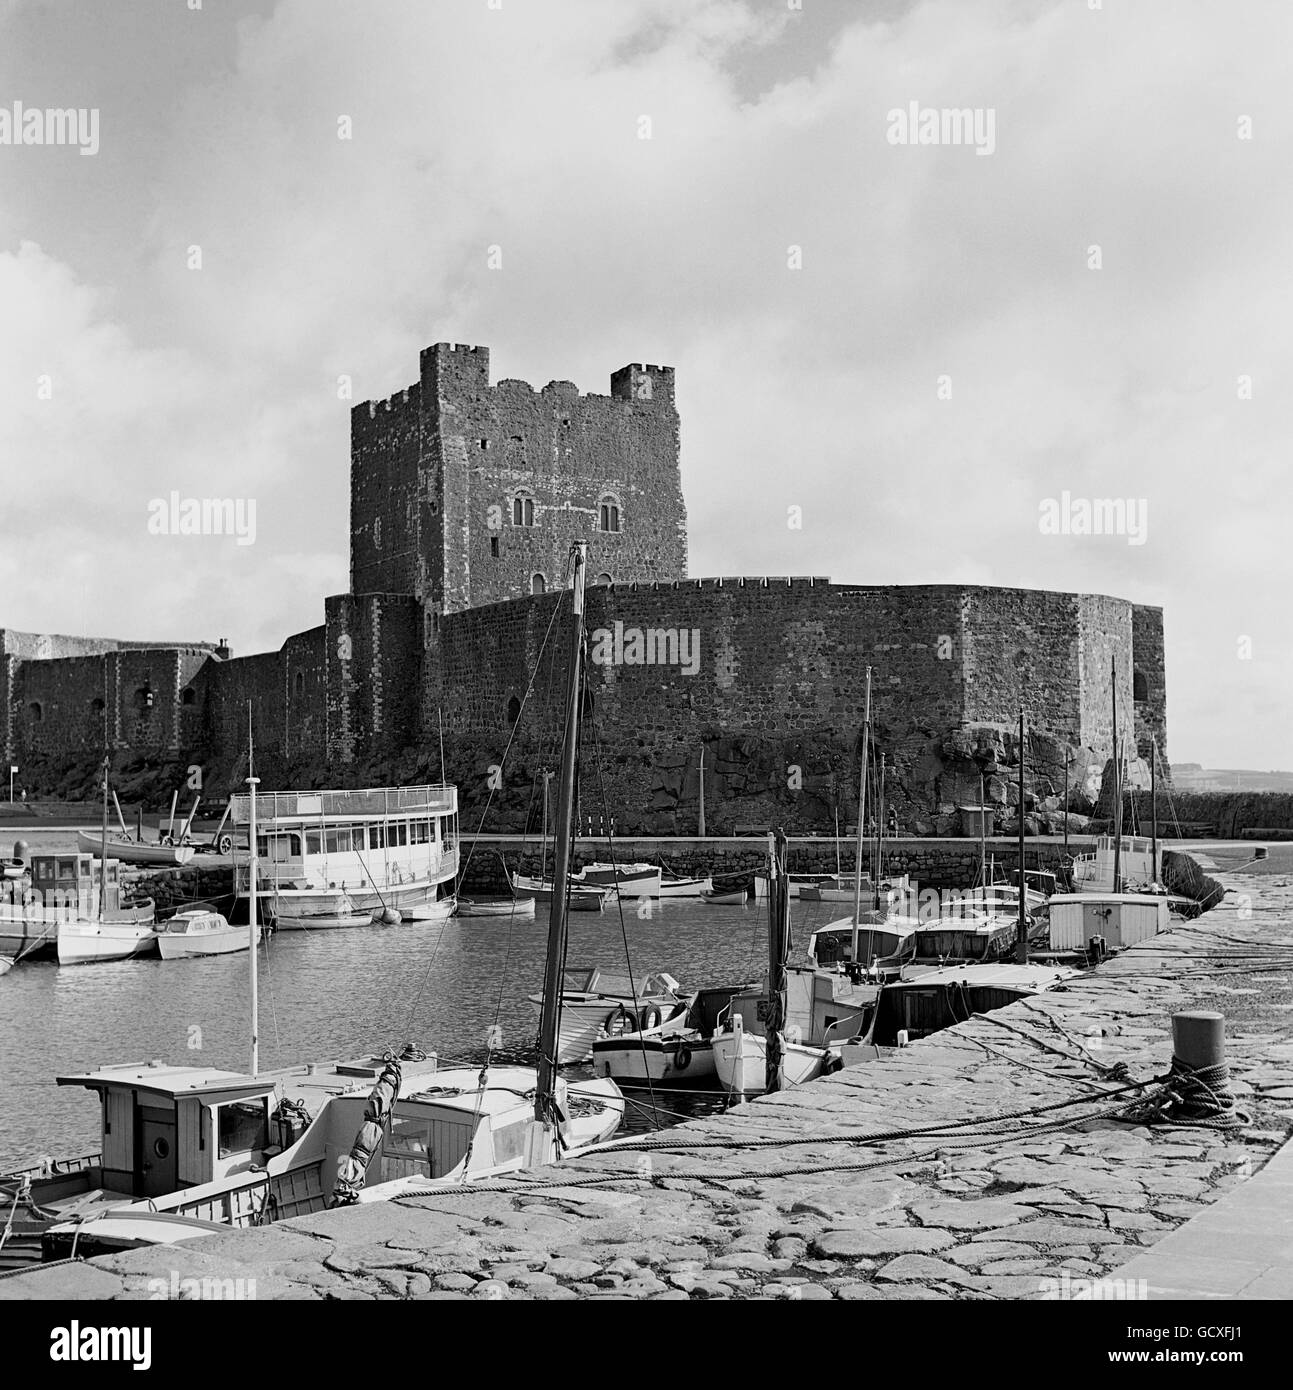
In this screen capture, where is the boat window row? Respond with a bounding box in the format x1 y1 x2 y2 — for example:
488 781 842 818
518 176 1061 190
256 819 444 860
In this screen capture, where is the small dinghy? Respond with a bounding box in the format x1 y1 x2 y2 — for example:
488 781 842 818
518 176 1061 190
701 887 746 905
457 896 537 919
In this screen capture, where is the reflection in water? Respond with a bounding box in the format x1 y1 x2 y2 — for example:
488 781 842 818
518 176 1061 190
0 893 844 1167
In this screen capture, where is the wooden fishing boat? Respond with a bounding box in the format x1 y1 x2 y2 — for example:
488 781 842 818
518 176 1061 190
658 873 713 897
512 873 608 911
798 873 910 904
752 872 834 900
591 983 756 1084
528 966 688 1063
869 961 1076 1045
573 862 662 896
75 831 194 867
700 887 746 905
157 909 259 960
1 851 153 960
456 896 537 919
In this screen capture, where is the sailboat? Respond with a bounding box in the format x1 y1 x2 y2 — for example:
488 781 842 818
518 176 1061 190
711 830 876 1099
56 758 158 966
5 552 624 1263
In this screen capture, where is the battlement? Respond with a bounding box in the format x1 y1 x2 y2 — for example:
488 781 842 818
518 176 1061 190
421 342 491 399
611 362 675 405
355 382 422 424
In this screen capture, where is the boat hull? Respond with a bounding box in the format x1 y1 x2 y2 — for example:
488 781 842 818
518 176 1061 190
711 1027 830 1097
158 924 261 959
57 921 158 965
456 897 536 918
591 1031 715 1084
527 993 688 1064
272 882 455 927
76 832 194 867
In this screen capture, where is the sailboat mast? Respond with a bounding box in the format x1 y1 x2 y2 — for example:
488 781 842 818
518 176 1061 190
247 702 259 1078
978 772 987 895
765 829 789 1095
1151 736 1159 882
1015 708 1028 964
1111 656 1121 893
99 754 109 921
697 745 706 838
850 666 872 964
535 540 588 1125
873 752 885 910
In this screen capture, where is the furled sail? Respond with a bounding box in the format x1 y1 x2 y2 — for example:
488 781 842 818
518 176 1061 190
329 1053 403 1206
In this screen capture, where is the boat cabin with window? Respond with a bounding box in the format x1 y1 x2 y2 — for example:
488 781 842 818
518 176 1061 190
229 785 459 926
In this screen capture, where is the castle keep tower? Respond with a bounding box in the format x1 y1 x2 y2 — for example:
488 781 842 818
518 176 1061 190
349 344 688 617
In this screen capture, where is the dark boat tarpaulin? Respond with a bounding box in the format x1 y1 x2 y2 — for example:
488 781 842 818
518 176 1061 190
329 1055 403 1206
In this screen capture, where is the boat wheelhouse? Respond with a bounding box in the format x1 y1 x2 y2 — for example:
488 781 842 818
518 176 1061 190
1072 834 1160 895
229 785 459 927
0 853 153 959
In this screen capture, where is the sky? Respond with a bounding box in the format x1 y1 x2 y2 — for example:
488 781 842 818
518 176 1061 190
0 0 1288 767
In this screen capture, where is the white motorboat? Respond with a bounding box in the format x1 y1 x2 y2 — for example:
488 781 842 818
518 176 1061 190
0 956 13 977
528 965 689 1064
158 909 259 960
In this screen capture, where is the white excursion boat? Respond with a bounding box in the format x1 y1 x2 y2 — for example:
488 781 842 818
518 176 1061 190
158 909 260 960
591 983 757 1085
230 784 460 927
528 966 690 1064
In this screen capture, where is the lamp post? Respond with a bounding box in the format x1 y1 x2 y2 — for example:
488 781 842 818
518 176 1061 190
8 765 15 804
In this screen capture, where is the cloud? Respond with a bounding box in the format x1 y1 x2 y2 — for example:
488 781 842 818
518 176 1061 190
1 0 1289 763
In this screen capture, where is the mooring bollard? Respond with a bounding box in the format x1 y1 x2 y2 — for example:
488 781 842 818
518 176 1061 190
1173 1010 1225 1071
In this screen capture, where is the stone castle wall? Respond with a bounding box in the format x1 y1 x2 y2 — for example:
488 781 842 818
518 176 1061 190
1 344 1170 825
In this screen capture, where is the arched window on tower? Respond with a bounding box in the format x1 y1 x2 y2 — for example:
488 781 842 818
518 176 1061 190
1133 669 1148 703
598 493 622 533
531 573 546 596
593 572 613 587
505 695 522 729
512 493 535 527
181 687 196 706
28 701 43 723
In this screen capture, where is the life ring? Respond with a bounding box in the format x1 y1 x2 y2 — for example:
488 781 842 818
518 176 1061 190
613 1004 637 1034
674 1043 692 1072
638 1004 662 1032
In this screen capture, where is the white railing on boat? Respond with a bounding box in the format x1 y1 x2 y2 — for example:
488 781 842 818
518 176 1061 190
229 785 457 824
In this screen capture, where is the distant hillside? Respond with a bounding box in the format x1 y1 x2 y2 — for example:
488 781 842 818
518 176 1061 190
1172 767 1293 793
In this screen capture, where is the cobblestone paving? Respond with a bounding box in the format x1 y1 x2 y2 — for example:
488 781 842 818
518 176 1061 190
4 869 1291 1301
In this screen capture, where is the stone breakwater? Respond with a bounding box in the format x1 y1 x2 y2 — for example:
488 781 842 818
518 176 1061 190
3 864 1291 1303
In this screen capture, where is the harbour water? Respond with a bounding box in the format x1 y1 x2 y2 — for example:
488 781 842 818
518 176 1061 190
0 829 855 1168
